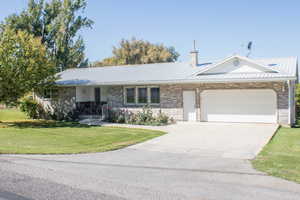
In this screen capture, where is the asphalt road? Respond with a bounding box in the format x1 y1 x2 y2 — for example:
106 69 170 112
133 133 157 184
1 149 300 200
0 169 124 200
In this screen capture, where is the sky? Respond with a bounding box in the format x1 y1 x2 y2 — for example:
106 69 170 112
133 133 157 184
0 0 300 63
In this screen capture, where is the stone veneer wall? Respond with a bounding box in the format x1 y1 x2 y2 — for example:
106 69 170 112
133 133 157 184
106 82 290 125
36 87 76 115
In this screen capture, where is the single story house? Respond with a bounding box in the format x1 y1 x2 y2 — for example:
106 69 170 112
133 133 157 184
41 51 298 126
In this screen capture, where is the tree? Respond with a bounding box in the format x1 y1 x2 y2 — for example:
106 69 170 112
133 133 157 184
0 28 56 104
93 38 179 67
1 0 93 71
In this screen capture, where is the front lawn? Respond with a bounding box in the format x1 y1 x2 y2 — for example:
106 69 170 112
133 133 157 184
0 109 165 154
0 108 28 121
252 125 300 183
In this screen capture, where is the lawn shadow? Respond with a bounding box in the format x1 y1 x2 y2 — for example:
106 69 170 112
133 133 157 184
0 120 91 129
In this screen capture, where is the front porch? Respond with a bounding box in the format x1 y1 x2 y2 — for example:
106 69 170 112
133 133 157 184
76 101 105 115
75 86 109 116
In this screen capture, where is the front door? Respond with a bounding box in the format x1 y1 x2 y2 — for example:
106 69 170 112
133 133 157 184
183 91 196 121
94 88 101 103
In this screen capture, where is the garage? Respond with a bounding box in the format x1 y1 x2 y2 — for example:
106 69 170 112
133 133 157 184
200 89 277 123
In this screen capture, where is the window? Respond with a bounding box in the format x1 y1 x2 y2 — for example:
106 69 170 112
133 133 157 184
51 89 59 99
150 87 160 104
124 86 160 105
138 87 148 104
43 89 51 99
42 88 58 99
125 88 135 104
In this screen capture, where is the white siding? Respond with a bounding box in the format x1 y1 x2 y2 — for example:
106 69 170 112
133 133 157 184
76 86 108 102
101 87 108 101
204 59 265 74
76 87 94 102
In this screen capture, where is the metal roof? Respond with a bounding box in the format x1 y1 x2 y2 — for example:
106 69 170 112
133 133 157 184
56 55 298 86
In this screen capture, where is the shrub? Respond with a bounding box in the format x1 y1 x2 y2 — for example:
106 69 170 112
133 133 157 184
105 108 118 123
66 109 81 121
155 111 169 124
19 96 46 119
46 105 81 122
19 95 80 121
117 114 126 123
135 106 154 124
105 108 126 123
104 106 171 126
47 108 80 122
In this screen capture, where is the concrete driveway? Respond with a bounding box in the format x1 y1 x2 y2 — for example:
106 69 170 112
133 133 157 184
129 122 279 159
1 122 300 200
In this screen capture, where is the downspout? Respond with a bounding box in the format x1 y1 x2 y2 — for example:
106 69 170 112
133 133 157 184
287 80 292 126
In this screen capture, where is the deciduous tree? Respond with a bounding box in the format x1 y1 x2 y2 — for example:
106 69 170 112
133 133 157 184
0 29 56 104
1 0 93 71
93 38 179 67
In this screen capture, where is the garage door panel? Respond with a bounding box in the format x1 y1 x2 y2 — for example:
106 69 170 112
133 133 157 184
201 89 277 123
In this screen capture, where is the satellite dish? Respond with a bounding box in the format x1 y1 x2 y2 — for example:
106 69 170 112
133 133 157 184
247 41 252 50
246 41 253 57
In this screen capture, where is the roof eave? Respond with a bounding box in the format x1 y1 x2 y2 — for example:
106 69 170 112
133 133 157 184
56 76 297 87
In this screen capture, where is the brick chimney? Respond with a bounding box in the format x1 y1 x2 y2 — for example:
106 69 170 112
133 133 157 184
190 40 198 67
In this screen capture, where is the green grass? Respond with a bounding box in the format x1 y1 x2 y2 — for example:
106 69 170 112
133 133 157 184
252 123 300 183
0 109 165 154
0 108 28 121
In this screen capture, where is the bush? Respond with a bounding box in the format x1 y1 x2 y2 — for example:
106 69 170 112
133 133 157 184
104 106 171 126
135 106 154 124
156 111 169 124
66 109 81 121
19 96 46 119
44 105 81 122
19 95 81 122
48 108 79 122
105 108 121 123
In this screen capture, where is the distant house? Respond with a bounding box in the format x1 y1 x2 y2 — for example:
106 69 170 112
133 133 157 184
39 50 298 126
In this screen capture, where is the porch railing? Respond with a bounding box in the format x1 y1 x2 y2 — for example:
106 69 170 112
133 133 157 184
76 102 107 115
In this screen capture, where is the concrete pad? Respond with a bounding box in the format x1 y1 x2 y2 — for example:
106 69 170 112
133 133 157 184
128 122 279 159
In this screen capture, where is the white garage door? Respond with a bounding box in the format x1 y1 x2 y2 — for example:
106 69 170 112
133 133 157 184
201 89 277 123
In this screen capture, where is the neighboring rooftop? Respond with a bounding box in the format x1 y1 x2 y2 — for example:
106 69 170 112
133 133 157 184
56 55 298 86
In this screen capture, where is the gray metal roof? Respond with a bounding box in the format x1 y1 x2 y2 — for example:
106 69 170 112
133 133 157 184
56 56 298 86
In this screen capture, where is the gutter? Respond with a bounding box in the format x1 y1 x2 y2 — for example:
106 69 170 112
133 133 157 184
287 80 295 126
56 76 297 87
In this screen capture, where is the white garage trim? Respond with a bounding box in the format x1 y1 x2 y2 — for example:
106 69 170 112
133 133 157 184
183 90 197 121
200 89 277 123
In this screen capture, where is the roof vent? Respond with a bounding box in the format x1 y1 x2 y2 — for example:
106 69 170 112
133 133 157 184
233 58 240 66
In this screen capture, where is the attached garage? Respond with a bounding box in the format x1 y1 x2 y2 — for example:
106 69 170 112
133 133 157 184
200 89 277 123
